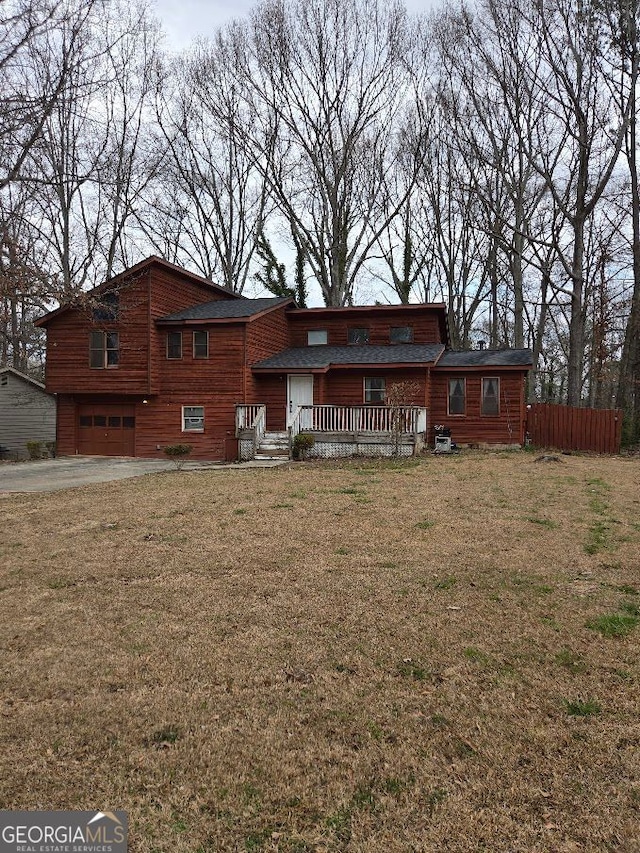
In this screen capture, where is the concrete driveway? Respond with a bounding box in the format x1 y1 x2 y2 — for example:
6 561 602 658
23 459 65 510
0 455 285 494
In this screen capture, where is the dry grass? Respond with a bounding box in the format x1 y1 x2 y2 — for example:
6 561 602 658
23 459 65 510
1 450 639 852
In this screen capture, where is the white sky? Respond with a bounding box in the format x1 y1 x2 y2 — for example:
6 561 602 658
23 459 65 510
153 0 439 51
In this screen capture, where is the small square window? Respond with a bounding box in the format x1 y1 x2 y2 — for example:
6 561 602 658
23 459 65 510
364 377 385 403
182 405 204 432
448 378 466 415
92 291 119 321
193 330 208 358
390 326 413 344
308 329 328 346
481 377 500 415
348 327 369 345
123 416 135 429
167 331 182 359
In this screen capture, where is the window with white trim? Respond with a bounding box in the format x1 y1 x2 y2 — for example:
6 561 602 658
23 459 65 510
481 377 500 415
307 329 328 346
182 405 204 431
193 330 209 358
89 331 119 368
364 377 385 403
448 378 466 415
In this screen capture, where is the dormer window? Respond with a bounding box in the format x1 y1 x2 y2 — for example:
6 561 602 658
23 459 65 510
307 329 328 346
348 327 369 345
390 326 413 344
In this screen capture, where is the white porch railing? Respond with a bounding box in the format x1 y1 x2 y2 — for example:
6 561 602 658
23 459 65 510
236 404 266 431
289 405 428 438
235 404 267 456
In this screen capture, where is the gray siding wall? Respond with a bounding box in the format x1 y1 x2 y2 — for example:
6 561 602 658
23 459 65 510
0 373 57 459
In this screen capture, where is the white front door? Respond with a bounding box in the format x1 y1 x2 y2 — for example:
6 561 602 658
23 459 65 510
287 374 314 427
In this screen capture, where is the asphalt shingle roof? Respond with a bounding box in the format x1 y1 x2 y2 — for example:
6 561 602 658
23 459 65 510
253 343 445 370
437 349 533 367
160 296 291 321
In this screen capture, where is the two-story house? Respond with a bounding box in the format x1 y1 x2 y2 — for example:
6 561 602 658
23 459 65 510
35 256 533 460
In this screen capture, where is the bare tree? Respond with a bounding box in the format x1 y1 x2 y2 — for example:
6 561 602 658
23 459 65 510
0 0 102 189
145 41 269 292
26 0 160 295
214 0 427 306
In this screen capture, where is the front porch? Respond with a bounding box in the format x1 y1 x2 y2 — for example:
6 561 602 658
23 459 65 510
235 404 428 461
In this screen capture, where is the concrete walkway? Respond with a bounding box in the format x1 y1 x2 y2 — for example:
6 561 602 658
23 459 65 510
0 455 287 494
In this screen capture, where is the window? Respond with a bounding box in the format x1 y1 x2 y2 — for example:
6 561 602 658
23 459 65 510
1 375 7 386
348 327 369 345
167 331 182 359
390 326 413 344
193 330 209 358
89 331 119 368
448 378 466 415
182 405 204 432
481 377 500 415
364 377 385 403
307 329 328 346
92 291 119 321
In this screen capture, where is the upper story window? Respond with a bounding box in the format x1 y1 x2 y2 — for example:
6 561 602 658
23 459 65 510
92 291 119 322
481 377 500 415
307 329 328 346
390 326 414 344
364 377 385 403
193 330 209 358
89 331 119 369
348 327 369 345
167 331 182 359
448 378 466 415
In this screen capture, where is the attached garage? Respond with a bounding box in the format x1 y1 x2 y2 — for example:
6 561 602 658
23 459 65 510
77 404 136 456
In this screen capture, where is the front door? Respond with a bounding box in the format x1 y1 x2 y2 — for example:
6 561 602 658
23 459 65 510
287 374 314 427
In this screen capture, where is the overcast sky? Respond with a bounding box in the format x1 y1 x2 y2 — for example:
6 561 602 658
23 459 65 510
153 0 439 51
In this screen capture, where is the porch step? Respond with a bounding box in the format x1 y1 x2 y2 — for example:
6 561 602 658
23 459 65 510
255 431 290 460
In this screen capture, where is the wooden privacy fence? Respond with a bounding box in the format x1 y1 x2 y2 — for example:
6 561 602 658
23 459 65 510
526 403 622 454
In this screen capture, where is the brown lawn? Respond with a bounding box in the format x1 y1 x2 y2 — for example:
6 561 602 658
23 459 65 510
1 451 639 852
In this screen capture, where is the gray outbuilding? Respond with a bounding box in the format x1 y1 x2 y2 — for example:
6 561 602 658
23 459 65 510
0 367 57 460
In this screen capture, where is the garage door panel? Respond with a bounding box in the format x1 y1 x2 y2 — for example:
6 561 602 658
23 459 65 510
77 405 135 456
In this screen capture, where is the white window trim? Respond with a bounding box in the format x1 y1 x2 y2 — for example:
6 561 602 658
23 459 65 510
307 329 328 346
182 405 205 432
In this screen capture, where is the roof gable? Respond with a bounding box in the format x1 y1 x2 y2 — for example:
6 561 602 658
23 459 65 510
35 256 240 327
0 366 49 392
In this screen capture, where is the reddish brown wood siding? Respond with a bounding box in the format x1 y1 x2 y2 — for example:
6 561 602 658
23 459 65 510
56 395 76 456
431 370 527 445
288 308 444 347
246 306 291 411
44 277 151 395
148 265 233 393
324 369 428 406
527 403 622 454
